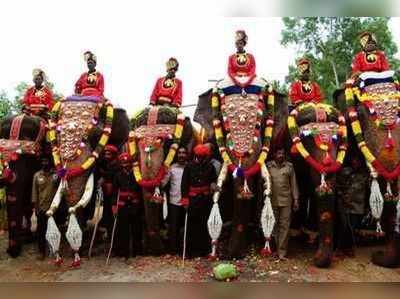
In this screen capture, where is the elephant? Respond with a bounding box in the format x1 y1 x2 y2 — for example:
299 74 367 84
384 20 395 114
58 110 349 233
194 77 287 259
0 114 47 257
129 105 194 255
333 71 400 268
44 95 129 267
286 101 348 268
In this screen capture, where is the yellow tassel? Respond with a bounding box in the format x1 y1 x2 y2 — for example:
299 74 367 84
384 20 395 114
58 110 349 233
351 121 362 135
82 157 95 170
164 147 177 167
360 145 376 163
287 116 296 129
296 143 309 158
265 126 273 137
257 151 267 164
99 134 109 146
52 152 60 166
211 95 219 108
337 150 345 164
106 106 114 119
128 141 136 156
52 101 61 113
48 130 56 142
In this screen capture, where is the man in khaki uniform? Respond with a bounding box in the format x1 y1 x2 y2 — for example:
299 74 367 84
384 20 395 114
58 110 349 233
267 148 299 260
31 156 59 259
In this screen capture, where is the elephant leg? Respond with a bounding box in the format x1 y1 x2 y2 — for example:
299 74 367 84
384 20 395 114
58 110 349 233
228 179 253 258
143 195 164 256
6 193 23 258
313 191 335 268
372 197 400 268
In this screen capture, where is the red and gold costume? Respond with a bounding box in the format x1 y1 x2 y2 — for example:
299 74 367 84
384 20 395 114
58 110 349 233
289 58 323 105
74 72 104 97
74 51 104 97
227 30 257 87
23 86 54 111
351 51 390 74
150 57 182 107
150 77 182 107
351 32 390 74
289 80 323 105
227 52 256 86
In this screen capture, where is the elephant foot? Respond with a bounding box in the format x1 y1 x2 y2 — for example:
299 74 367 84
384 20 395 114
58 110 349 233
313 248 332 268
6 246 21 258
371 232 400 268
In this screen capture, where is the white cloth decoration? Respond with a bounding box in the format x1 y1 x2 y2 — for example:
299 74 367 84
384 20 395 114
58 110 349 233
163 192 168 220
370 178 384 233
46 216 61 255
395 199 400 234
260 164 275 252
66 213 82 252
207 161 228 257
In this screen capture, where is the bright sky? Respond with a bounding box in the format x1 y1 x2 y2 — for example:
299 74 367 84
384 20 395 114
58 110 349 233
1 1 400 118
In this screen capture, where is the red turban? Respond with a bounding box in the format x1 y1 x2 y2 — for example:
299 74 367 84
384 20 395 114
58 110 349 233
105 144 118 153
118 152 132 162
193 144 211 157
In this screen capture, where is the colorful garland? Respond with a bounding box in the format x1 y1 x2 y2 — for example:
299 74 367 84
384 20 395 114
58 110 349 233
48 99 114 179
287 102 347 174
128 111 185 188
345 84 400 180
211 85 275 178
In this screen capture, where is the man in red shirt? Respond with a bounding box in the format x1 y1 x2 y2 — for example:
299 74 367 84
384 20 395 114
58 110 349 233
351 31 390 76
289 58 323 106
150 57 182 108
74 51 105 97
227 30 256 87
23 69 54 116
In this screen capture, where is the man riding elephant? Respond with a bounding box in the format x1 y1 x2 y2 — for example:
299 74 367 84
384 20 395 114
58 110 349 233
150 57 183 108
333 31 400 268
45 94 129 267
195 30 278 259
75 51 105 97
22 69 55 118
289 58 323 106
351 32 390 78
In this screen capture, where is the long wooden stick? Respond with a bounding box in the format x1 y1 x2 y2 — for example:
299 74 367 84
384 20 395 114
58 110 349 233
182 211 188 268
106 190 119 266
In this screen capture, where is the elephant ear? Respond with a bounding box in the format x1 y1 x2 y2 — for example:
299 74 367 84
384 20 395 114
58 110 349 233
332 88 347 114
271 91 290 153
194 89 214 135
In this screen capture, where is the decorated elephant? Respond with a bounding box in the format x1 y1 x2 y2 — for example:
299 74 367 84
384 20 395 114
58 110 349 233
287 102 348 267
334 70 400 268
45 95 129 267
194 76 285 259
0 114 46 257
127 105 194 255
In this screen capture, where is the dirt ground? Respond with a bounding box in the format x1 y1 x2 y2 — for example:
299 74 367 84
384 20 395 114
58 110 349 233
0 232 399 282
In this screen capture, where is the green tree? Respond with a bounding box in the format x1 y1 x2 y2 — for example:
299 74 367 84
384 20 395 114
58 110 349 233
0 91 13 119
281 17 400 103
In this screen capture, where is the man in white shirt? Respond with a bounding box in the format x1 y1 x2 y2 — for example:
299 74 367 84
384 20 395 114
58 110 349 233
162 146 188 254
